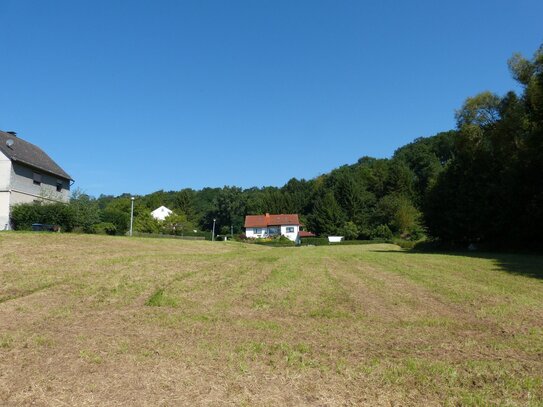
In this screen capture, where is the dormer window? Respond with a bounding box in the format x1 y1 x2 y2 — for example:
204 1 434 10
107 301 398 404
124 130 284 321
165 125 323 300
33 173 42 185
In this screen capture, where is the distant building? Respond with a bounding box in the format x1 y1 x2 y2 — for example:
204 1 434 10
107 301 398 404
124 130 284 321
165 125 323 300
0 131 73 230
244 213 315 244
151 206 173 221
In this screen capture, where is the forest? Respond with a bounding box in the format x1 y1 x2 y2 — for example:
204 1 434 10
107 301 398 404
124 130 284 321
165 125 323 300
11 44 543 249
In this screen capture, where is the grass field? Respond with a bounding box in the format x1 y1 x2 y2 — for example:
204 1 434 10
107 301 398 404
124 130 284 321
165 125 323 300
0 233 542 406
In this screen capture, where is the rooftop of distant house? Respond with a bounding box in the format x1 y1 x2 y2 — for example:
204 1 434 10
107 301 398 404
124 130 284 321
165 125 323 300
244 213 301 228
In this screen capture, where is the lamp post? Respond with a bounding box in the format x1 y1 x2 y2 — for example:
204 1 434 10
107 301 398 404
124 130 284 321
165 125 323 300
129 197 135 237
212 218 216 241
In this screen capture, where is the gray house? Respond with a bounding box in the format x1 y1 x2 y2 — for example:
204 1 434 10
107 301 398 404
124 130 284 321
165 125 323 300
0 131 73 230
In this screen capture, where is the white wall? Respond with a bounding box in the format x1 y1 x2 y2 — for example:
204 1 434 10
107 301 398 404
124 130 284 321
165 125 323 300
0 192 10 230
0 151 11 190
245 225 299 242
151 206 173 221
280 225 299 242
0 151 12 229
245 227 268 238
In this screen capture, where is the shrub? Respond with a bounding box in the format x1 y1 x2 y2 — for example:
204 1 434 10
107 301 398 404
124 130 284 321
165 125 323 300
370 224 393 240
341 221 359 240
391 238 417 249
300 237 392 246
10 202 76 231
252 235 296 247
101 209 129 235
92 222 117 235
300 237 329 246
338 239 389 245
133 212 160 234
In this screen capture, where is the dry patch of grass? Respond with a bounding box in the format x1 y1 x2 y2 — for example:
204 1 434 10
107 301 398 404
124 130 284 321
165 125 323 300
0 233 542 406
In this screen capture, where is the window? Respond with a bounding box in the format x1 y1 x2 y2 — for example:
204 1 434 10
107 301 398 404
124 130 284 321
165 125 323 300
56 181 63 192
254 228 262 234
33 173 42 185
286 226 295 233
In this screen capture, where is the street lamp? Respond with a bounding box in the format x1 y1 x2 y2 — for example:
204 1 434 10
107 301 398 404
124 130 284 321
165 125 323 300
212 218 216 241
129 197 135 237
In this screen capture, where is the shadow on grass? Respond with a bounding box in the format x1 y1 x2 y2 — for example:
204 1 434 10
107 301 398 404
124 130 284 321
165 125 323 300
370 249 543 280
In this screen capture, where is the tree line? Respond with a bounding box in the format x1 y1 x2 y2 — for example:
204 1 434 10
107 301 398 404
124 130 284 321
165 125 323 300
11 44 543 249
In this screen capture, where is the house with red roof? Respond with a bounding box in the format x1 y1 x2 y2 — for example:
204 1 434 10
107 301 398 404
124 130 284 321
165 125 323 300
244 213 315 244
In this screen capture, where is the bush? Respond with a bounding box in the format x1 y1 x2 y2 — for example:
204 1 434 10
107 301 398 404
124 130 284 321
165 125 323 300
10 202 76 231
370 224 393 240
338 239 389 245
70 191 101 233
101 209 129 235
341 221 359 240
299 237 329 246
391 238 418 249
251 235 296 247
133 212 160 234
92 222 117 235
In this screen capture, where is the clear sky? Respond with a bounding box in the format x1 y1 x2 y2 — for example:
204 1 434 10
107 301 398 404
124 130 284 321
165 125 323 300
1 1 542 196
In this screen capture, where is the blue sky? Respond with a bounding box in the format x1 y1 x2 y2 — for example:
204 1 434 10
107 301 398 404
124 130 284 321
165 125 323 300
1 1 542 196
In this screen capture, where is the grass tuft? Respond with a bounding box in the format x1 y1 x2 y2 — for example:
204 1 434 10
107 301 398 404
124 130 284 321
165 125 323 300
145 289 178 307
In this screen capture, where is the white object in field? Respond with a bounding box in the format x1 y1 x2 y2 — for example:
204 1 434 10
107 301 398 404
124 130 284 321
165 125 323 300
150 206 173 221
328 236 344 243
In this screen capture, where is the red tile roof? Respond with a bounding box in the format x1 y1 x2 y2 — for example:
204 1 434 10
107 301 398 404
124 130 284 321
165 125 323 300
244 213 300 228
298 231 316 238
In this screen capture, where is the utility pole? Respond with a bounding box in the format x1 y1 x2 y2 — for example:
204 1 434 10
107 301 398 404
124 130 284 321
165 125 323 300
212 218 216 241
129 197 135 237
230 225 233 238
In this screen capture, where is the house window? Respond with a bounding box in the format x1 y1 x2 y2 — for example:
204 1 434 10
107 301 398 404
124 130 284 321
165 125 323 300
254 228 262 234
286 226 295 233
33 173 42 185
56 181 63 192
269 227 279 235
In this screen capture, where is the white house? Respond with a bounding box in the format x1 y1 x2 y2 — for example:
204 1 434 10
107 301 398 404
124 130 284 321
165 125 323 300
244 213 315 244
151 205 173 221
0 131 72 230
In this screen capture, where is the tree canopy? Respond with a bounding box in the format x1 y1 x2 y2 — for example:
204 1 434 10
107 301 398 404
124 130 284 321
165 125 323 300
10 43 543 249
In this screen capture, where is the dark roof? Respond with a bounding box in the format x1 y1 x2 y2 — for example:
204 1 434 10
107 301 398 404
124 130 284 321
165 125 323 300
244 213 301 228
0 131 72 180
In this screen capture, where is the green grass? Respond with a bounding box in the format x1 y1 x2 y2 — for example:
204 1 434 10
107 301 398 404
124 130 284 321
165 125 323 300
145 288 178 307
0 232 542 406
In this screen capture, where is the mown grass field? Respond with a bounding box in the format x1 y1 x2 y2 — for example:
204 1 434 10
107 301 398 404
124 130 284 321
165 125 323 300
0 233 542 406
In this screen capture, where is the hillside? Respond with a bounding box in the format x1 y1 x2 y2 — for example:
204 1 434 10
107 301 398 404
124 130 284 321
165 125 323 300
1 233 542 405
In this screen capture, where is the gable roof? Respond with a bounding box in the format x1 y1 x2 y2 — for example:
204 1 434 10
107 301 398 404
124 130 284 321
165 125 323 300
244 213 301 228
150 206 173 220
0 131 72 180
151 206 173 215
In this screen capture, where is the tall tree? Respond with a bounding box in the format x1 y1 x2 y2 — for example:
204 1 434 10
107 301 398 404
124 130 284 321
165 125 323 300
310 191 345 236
